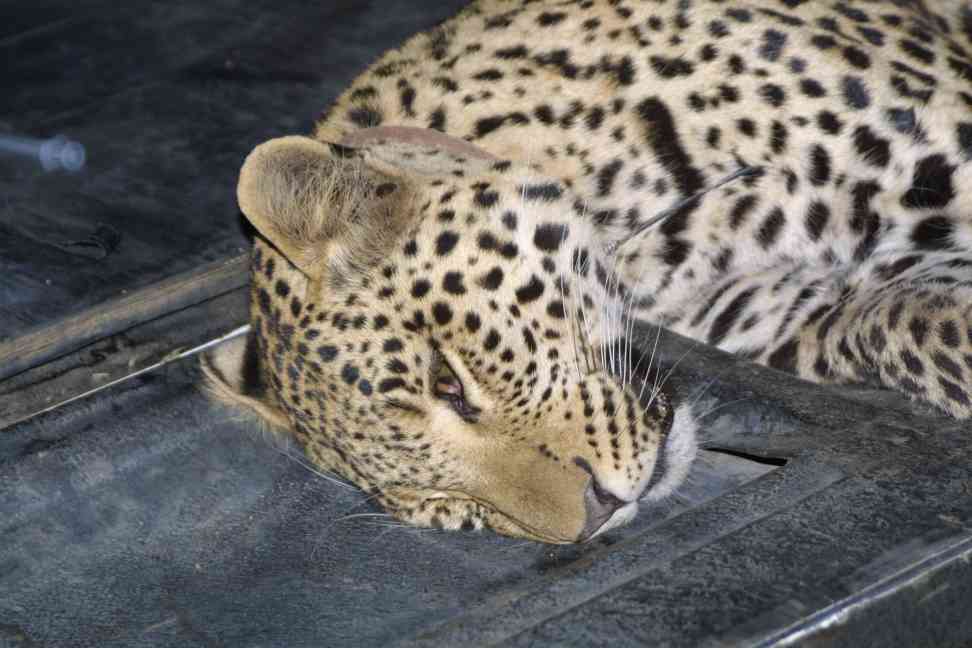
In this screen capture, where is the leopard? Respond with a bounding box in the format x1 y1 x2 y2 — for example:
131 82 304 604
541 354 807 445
204 0 972 544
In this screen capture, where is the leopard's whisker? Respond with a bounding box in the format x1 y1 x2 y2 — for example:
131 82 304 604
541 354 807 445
561 216 583 382
689 377 719 410
630 324 661 391
334 512 397 523
646 340 701 409
605 166 757 257
271 443 356 491
696 397 751 420
572 205 599 375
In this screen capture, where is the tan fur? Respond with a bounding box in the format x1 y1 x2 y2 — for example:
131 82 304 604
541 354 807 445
200 335 290 431
238 136 419 284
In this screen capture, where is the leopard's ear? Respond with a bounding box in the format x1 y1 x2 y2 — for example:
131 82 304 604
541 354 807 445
201 331 289 430
237 136 418 282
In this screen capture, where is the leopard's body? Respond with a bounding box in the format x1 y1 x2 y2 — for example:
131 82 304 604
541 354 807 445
208 0 972 543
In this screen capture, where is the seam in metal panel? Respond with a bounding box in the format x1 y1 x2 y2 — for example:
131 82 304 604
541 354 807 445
755 533 972 647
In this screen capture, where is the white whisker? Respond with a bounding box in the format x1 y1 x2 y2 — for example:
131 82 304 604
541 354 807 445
689 377 718 409
646 340 701 409
696 397 750 420
621 277 640 388
272 444 356 491
560 221 583 382
631 323 663 393
637 324 665 403
334 512 396 522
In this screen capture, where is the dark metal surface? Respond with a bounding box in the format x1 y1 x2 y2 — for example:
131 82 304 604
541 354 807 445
0 0 469 362
2 317 971 647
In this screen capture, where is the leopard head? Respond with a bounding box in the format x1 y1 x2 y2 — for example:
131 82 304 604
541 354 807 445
204 131 697 543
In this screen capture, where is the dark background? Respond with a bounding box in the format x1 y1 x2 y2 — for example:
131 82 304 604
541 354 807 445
1 0 469 344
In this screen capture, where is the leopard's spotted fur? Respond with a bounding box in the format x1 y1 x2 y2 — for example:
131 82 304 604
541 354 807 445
207 0 972 543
